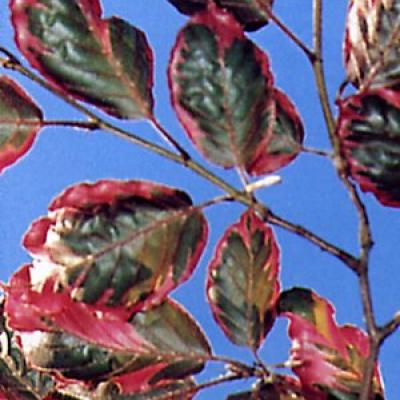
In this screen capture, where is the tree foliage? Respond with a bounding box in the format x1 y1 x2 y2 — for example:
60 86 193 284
0 0 399 399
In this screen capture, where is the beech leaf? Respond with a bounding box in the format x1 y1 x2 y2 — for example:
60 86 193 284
169 3 276 172
167 0 274 31
10 291 210 394
206 209 280 350
278 288 385 399
338 89 400 207
0 76 43 174
344 0 400 88
22 180 208 314
169 4 303 175
248 88 304 175
10 0 154 119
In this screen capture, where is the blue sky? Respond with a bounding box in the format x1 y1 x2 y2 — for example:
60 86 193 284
1 1 399 398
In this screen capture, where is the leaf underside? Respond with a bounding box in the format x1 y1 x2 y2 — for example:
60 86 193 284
345 0 400 88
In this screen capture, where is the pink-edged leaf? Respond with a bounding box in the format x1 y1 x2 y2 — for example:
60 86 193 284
5 265 151 351
248 88 304 175
169 3 277 173
227 375 304 400
10 0 154 119
278 288 385 400
5 267 209 395
0 75 43 174
22 180 208 314
206 209 280 350
344 0 400 88
338 89 400 207
167 0 275 31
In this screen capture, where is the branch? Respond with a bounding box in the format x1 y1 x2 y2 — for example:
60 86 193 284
266 210 359 272
312 2 377 399
151 372 251 400
380 312 400 342
0 49 359 271
265 5 316 62
42 120 100 130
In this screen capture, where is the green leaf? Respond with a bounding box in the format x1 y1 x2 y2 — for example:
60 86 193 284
338 89 400 207
11 0 154 119
169 3 274 172
23 180 208 312
167 0 274 31
0 76 43 174
206 209 280 350
249 88 304 175
345 0 400 88
14 299 210 394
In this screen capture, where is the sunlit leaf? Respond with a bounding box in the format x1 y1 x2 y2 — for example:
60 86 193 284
344 0 400 88
10 0 154 119
6 267 210 394
169 3 276 173
167 0 274 31
278 288 385 399
338 89 400 207
22 180 208 314
206 209 280 350
0 76 43 174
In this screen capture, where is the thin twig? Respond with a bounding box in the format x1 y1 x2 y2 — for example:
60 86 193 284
150 372 251 400
379 312 400 342
150 116 191 161
42 120 100 130
301 145 332 158
266 210 359 272
312 2 377 399
265 5 316 62
0 49 360 271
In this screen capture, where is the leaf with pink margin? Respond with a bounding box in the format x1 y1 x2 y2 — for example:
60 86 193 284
10 0 154 119
167 0 275 32
278 288 385 400
22 180 208 314
338 88 400 208
248 88 304 175
206 209 280 350
5 270 210 395
0 76 43 174
169 3 276 173
344 0 400 88
5 265 151 351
